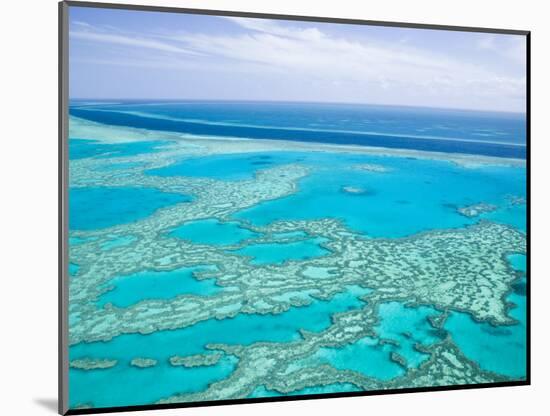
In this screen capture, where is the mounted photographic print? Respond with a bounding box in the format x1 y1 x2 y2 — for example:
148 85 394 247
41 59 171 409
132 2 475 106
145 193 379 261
59 1 530 414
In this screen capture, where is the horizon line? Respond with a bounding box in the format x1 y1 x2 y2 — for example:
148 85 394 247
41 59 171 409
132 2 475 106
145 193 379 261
68 98 527 116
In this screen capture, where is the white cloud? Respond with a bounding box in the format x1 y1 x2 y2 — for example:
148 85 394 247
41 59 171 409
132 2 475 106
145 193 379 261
175 17 525 103
477 34 526 64
221 16 326 41
70 24 202 56
70 16 526 111
73 21 92 28
477 34 497 50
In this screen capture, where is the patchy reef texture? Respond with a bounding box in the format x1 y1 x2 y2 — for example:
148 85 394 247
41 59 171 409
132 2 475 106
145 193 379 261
70 358 118 371
68 116 526 409
130 358 158 368
170 353 223 368
457 203 498 218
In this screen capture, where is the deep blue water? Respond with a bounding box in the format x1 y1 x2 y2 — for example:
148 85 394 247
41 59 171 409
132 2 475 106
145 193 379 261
69 187 191 230
70 101 526 158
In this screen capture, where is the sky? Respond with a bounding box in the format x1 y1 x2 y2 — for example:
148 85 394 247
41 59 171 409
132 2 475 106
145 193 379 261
68 6 527 112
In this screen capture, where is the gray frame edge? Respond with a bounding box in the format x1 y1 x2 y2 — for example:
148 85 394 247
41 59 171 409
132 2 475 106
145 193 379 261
63 0 530 35
59 1 70 415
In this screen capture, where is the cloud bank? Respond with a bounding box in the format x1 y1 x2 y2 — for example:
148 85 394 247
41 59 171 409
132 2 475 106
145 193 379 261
69 12 526 112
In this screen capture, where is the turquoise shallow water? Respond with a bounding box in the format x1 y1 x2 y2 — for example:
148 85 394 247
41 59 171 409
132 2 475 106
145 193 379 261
70 287 371 407
314 336 405 380
100 235 137 251
508 254 527 273
69 187 191 230
272 231 308 239
230 237 330 265
69 138 170 160
226 151 526 237
167 220 328 266
169 219 259 245
95 161 144 171
73 287 371 359
249 382 361 398
69 263 80 277
68 147 527 404
303 302 441 380
482 204 527 233
69 236 96 246
68 101 527 406
69 355 237 408
375 302 442 368
97 266 222 308
147 152 301 181
444 254 527 378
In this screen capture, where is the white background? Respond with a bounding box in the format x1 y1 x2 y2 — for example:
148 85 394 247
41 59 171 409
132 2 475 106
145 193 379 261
1 0 547 415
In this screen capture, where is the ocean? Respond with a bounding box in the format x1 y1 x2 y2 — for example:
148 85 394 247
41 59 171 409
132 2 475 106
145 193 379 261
70 101 526 158
67 101 527 409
